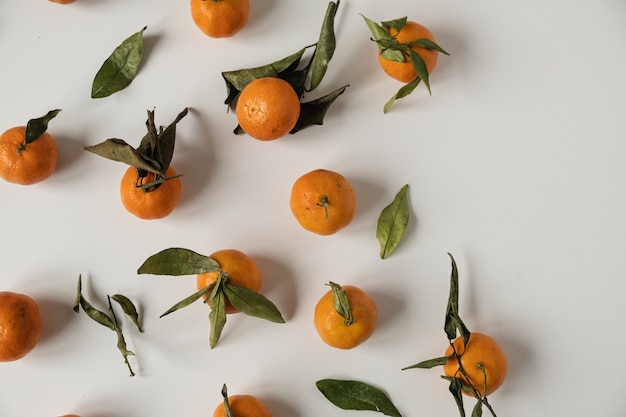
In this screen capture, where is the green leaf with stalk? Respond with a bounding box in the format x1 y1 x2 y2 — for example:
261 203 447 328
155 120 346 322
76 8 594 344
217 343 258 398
137 247 285 348
308 0 340 91
327 281 354 325
73 274 141 377
25 109 62 145
84 108 188 190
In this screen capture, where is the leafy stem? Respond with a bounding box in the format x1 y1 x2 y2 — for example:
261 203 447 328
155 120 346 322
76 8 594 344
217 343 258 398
328 281 354 325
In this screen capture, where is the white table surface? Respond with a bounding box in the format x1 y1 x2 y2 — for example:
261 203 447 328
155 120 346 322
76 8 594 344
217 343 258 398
1 0 625 416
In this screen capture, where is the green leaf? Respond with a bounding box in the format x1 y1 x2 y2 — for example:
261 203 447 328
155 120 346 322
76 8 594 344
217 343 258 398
291 84 349 133
316 379 403 417
91 26 147 98
107 295 136 377
383 78 421 114
137 247 220 276
76 289 117 332
84 138 163 175
412 38 450 55
308 1 339 91
221 384 235 417
137 108 188 175
222 284 285 323
361 15 404 62
111 294 143 332
449 378 467 417
222 48 307 106
377 184 410 259
159 283 216 318
444 253 471 345
409 49 431 94
402 355 450 370
472 400 483 417
327 281 354 325
381 17 408 34
25 109 61 144
209 286 227 348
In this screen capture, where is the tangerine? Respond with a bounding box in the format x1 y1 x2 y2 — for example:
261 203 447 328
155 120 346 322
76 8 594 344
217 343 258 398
213 394 272 417
197 249 262 314
191 0 249 38
314 282 377 349
0 126 58 185
290 169 356 235
0 291 42 362
443 332 508 397
377 20 440 83
49 0 76 3
119 166 181 220
236 77 301 141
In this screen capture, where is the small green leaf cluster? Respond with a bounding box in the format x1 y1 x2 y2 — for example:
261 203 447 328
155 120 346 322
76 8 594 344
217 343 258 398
137 247 285 348
362 15 450 113
222 0 348 136
22 110 62 151
402 254 498 417
91 27 147 99
73 274 143 377
84 108 188 191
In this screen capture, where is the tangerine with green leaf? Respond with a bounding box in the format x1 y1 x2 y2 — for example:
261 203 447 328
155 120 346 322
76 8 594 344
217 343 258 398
314 282 377 349
137 247 285 348
443 332 508 397
0 110 60 185
0 291 42 362
214 384 273 417
85 108 188 220
290 169 356 235
377 20 440 83
235 77 301 141
191 0 250 38
120 166 182 220
197 249 262 314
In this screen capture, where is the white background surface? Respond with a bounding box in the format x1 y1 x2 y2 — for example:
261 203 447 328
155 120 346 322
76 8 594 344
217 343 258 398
1 0 625 416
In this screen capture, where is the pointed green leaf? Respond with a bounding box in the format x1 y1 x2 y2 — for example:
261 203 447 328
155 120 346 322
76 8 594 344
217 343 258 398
222 284 285 323
316 379 403 417
308 1 339 91
377 184 410 259
291 84 349 133
412 38 450 55
91 26 147 98
25 109 61 144
111 294 143 332
449 378 466 417
472 400 483 417
444 253 471 344
362 15 404 62
151 107 188 173
222 48 307 106
383 78 420 113
159 284 215 318
409 49 431 94
402 355 450 370
137 247 220 276
76 282 117 332
209 288 227 348
84 138 162 174
361 15 394 50
327 281 354 325
221 384 235 417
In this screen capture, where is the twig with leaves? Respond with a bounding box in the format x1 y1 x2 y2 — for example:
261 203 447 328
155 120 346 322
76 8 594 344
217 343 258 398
73 274 143 377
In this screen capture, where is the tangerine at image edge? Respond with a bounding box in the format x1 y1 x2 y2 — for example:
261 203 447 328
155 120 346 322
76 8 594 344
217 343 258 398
0 291 42 362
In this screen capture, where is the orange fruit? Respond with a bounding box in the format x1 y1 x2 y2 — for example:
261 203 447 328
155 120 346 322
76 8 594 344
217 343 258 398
235 77 301 141
290 169 356 235
197 249 262 314
59 415 80 417
0 291 42 362
191 0 250 38
443 332 508 397
213 394 272 417
377 20 440 83
0 126 58 185
49 0 76 3
314 283 377 349
119 166 181 220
